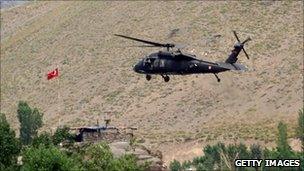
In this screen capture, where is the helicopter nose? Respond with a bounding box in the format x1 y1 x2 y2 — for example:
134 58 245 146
133 61 145 73
133 63 140 73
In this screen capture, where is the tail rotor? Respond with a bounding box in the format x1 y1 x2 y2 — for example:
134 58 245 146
233 31 251 59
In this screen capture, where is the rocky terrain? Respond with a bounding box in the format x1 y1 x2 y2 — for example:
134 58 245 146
1 1 303 163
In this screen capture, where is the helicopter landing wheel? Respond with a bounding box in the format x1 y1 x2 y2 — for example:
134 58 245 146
146 75 152 81
163 75 170 82
214 73 221 82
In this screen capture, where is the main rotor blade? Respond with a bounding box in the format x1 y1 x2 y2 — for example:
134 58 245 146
114 34 166 47
233 30 240 42
114 45 159 48
242 37 251 44
242 48 250 59
125 45 159 47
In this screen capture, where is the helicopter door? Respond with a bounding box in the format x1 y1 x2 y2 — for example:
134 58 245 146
153 59 166 69
153 59 167 72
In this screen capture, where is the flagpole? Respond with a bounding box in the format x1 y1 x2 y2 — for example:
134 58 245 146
57 65 61 127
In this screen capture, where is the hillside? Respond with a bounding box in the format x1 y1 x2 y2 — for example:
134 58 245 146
1 1 303 163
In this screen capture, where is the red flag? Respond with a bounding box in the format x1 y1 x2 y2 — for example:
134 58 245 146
47 68 59 80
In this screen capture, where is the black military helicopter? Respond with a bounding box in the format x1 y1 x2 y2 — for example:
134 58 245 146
115 31 251 82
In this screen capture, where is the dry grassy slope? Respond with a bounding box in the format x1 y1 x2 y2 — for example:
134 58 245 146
1 1 303 145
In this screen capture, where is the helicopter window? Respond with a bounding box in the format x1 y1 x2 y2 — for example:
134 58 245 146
153 59 159 67
159 59 165 67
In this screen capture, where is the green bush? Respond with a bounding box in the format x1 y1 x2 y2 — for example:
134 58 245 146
83 142 114 170
0 113 21 169
181 160 192 170
21 145 81 171
83 142 147 171
52 126 75 145
110 154 146 171
32 132 53 148
250 143 262 159
169 159 181 171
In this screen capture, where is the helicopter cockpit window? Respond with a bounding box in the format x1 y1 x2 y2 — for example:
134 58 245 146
143 58 150 66
143 58 155 68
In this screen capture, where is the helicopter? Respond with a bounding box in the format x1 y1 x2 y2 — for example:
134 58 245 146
114 31 251 82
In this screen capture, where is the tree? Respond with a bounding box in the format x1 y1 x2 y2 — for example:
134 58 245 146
52 126 75 145
192 143 228 170
250 144 262 159
276 122 293 158
32 132 53 148
0 113 21 168
296 108 304 152
21 145 81 171
181 160 192 170
169 159 181 171
83 142 114 170
250 144 262 171
83 142 147 171
17 101 43 145
110 154 147 171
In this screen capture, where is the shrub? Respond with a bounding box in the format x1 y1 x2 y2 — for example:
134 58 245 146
110 154 146 171
52 126 75 145
250 144 262 159
83 142 147 171
21 145 81 171
83 142 114 170
169 159 181 171
32 132 53 148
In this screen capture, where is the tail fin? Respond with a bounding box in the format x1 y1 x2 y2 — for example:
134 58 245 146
225 44 243 64
225 31 251 64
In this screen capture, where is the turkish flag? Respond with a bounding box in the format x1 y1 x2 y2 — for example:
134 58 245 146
47 68 59 80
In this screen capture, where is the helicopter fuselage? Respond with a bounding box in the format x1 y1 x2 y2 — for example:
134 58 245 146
133 51 229 75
